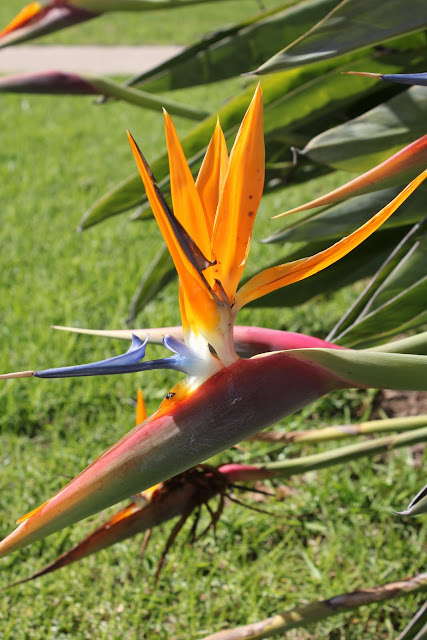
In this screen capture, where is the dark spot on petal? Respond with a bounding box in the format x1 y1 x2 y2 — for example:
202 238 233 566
249 194 253 200
166 392 176 400
248 211 254 217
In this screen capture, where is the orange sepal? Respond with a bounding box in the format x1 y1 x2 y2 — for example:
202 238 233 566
127 131 220 335
235 169 427 309
196 119 228 236
136 388 147 425
0 3 42 37
163 111 212 263
211 83 264 302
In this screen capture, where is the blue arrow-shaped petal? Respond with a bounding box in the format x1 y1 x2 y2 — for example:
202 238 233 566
33 333 212 379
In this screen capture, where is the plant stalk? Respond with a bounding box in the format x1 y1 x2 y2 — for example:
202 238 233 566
200 573 427 640
265 426 427 475
249 415 427 444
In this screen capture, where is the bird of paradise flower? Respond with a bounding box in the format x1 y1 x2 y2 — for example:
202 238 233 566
1 84 427 560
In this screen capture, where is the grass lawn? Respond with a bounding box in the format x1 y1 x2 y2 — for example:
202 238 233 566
0 6 425 640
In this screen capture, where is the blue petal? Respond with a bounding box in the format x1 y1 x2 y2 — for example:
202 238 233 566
163 334 200 360
382 72 427 87
163 334 209 376
34 334 149 378
33 334 204 379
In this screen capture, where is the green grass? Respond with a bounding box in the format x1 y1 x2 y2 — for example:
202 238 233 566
0 70 425 640
0 0 283 46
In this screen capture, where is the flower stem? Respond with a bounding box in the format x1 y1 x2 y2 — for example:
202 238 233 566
265 426 427 476
249 415 427 444
200 573 427 640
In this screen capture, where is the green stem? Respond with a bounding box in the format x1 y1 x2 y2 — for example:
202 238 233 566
250 415 427 444
264 426 427 475
201 573 427 640
89 76 208 120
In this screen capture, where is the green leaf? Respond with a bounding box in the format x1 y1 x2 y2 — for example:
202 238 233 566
288 347 427 391
335 280 427 348
328 218 427 342
254 0 427 74
123 0 338 92
264 186 427 245
365 232 427 312
304 86 427 172
331 233 427 348
127 243 174 324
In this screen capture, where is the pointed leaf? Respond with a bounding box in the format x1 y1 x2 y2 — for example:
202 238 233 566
275 136 427 219
304 86 427 172
265 186 427 245
121 0 338 92
328 217 427 341
331 230 427 347
365 232 427 312
333 279 427 348
254 0 427 74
